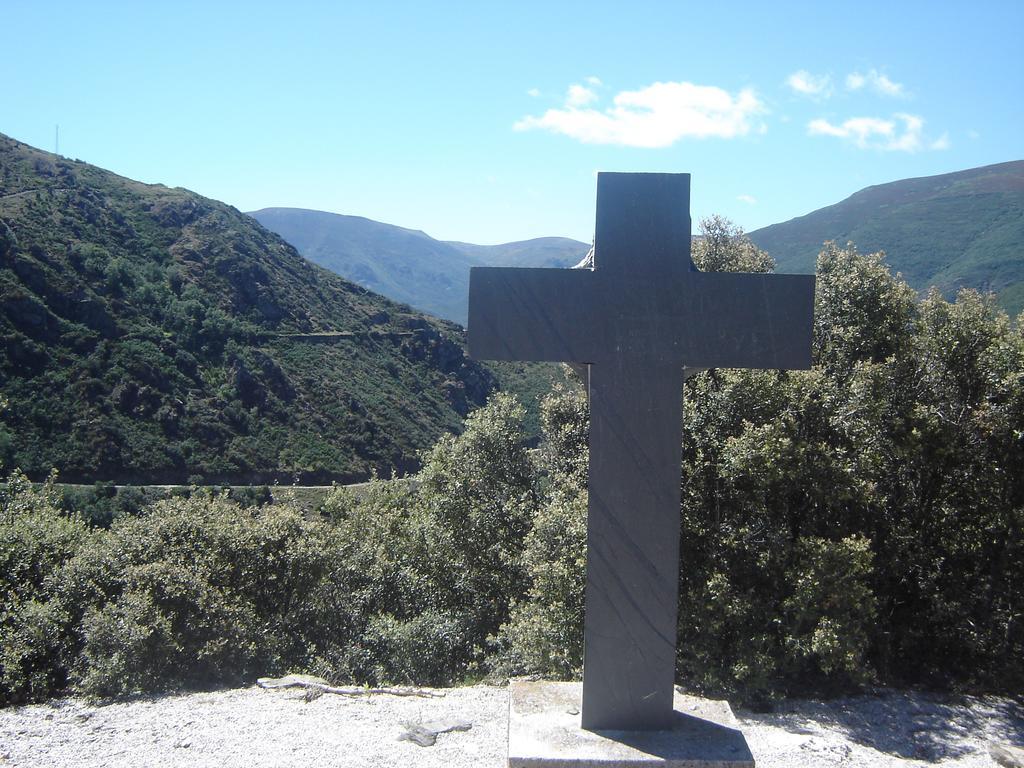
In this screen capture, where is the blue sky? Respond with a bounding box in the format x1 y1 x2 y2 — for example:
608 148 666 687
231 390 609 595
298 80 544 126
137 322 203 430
4 1 1023 245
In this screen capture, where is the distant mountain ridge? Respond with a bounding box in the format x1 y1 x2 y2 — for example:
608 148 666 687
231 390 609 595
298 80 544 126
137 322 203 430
749 161 1024 316
249 207 589 324
255 162 1023 323
446 237 590 269
0 134 496 484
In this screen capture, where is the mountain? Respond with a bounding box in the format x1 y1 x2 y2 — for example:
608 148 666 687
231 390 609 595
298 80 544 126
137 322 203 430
249 208 588 324
0 133 496 484
446 237 589 270
748 161 1024 316
246 208 479 326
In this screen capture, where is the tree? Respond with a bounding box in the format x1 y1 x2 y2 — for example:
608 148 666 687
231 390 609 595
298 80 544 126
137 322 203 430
692 215 775 274
414 393 538 654
492 384 589 678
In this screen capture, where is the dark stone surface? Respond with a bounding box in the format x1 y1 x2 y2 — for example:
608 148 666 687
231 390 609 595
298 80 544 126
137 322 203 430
468 172 815 731
467 267 814 368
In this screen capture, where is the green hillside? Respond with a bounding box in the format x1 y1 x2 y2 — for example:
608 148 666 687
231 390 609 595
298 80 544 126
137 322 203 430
249 207 588 324
749 161 1024 316
0 134 495 484
248 207 479 326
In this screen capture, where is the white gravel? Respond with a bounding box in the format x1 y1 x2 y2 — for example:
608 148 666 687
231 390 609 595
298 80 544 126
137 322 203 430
739 690 1022 767
0 685 1020 767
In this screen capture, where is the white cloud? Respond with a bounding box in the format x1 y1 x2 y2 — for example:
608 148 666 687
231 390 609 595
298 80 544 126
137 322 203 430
737 194 757 205
514 80 766 148
846 69 905 97
873 73 903 97
527 87 540 98
566 83 598 107
585 75 602 86
808 112 947 152
786 70 832 98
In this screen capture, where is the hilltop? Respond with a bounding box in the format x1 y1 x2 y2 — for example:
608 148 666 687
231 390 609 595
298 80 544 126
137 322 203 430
0 134 495 484
249 207 588 325
749 161 1024 316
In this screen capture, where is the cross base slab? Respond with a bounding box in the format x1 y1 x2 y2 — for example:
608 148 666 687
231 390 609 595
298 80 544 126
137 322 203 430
508 681 754 768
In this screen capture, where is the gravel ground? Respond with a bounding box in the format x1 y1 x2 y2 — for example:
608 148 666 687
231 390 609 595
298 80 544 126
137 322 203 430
0 684 1020 767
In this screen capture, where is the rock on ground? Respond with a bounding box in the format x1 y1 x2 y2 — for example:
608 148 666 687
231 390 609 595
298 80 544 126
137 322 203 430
0 685 1020 767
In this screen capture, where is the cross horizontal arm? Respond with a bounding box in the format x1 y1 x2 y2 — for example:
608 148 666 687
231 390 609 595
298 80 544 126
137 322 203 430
682 272 816 370
467 267 597 362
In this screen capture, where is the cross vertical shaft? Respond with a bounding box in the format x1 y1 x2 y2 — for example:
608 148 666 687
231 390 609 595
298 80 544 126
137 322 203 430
583 359 684 730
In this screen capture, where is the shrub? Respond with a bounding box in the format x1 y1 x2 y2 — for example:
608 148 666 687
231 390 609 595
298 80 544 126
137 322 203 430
63 494 348 697
0 471 90 703
318 392 541 685
78 590 175 697
412 393 537 664
491 487 587 679
782 536 876 683
313 479 426 683
360 611 467 686
676 244 1022 700
491 384 589 678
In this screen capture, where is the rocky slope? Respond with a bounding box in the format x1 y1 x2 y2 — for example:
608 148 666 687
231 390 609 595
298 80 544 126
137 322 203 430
0 134 494 484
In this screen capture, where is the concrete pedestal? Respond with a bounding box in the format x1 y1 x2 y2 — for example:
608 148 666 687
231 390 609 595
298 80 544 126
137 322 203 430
508 681 754 768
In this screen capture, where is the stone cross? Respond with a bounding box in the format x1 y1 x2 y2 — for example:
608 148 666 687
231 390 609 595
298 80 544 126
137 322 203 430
468 173 815 731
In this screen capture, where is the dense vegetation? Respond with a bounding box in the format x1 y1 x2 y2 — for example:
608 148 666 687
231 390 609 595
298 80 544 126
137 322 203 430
0 134 496 484
0 396 541 702
749 160 1024 317
676 221 1023 700
3 223 1020 707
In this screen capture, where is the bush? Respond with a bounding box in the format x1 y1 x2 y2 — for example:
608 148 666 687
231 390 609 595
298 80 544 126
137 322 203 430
491 384 589 678
318 392 541 686
314 478 427 683
360 611 467 686
783 535 875 682
414 393 537 653
492 487 587 679
675 243 1023 700
0 471 90 703
59 493 349 697
78 590 175 697
0 393 549 700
